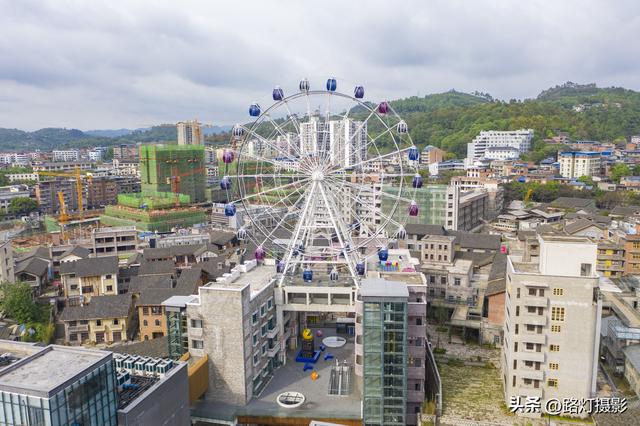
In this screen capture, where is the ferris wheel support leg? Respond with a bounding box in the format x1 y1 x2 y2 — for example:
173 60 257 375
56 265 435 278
278 181 317 287
317 182 359 286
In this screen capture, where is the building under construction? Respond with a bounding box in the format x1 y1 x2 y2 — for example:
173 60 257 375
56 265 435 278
100 144 207 232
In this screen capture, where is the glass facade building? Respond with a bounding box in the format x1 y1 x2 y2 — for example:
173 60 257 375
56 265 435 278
362 297 408 425
381 184 447 226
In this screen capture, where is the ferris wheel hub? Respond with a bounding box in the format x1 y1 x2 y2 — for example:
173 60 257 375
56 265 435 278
311 169 325 182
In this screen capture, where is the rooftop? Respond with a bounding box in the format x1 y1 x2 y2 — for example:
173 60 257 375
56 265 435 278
360 278 409 298
0 345 111 397
202 261 276 299
0 340 44 372
60 256 119 277
59 294 133 321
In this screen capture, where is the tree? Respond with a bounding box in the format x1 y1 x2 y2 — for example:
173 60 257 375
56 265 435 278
633 165 640 176
611 164 632 183
0 282 39 324
8 197 38 216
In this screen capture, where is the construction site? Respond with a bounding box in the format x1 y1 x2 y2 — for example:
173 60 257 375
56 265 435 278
100 144 207 233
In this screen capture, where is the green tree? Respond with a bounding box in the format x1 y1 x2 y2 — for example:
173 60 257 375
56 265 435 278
8 197 38 216
611 164 632 183
0 282 39 323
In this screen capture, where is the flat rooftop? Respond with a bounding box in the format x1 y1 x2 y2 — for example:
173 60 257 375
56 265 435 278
0 340 44 372
192 326 362 422
203 262 276 299
0 345 111 397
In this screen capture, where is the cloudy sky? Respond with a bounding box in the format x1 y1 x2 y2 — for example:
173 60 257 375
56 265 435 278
1 0 639 131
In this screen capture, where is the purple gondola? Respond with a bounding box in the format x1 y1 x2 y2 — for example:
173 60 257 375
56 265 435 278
408 201 419 216
412 174 423 188
222 150 234 164
254 246 266 261
354 86 365 99
377 101 389 114
273 86 284 101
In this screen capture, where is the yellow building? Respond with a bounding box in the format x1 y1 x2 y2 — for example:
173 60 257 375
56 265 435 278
60 256 119 305
59 294 133 345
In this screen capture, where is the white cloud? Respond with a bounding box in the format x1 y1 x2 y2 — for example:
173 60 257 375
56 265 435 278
0 0 639 130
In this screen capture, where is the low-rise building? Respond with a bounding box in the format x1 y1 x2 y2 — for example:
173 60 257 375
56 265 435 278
60 256 119 305
59 294 134 345
92 226 138 258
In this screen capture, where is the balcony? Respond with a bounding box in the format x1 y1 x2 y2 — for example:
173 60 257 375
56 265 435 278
407 366 425 379
520 369 544 381
408 303 426 316
267 342 280 358
407 389 425 403
521 314 547 326
407 325 427 338
68 324 89 333
517 386 542 398
520 333 546 345
522 297 547 308
517 351 545 363
267 327 278 339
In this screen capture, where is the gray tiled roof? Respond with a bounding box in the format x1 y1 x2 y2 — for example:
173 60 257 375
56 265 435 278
486 253 507 296
60 256 119 277
59 294 132 321
549 197 595 209
564 218 605 235
58 246 90 260
108 336 169 358
128 275 174 294
449 231 501 251
137 260 176 276
405 223 446 238
15 257 49 277
142 244 208 260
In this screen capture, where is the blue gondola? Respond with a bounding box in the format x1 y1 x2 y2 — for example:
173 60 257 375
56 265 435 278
276 260 285 273
303 268 313 282
299 78 310 92
220 176 232 190
224 203 236 217
356 262 366 276
408 146 420 161
272 86 284 101
354 85 365 99
249 102 261 117
397 120 408 134
326 77 337 92
378 248 389 262
237 227 247 240
412 174 423 188
518 176 526 183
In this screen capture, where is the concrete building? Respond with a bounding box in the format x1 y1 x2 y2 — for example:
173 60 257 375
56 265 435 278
177 119 204 145
52 149 80 162
420 145 445 166
559 151 601 178
467 129 533 164
0 184 32 216
6 172 38 182
59 294 134 344
60 256 119 304
428 159 465 176
445 185 489 231
0 239 15 283
91 226 138 258
186 260 281 405
502 235 601 418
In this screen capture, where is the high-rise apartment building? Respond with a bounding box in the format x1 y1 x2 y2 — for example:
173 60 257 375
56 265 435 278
177 120 204 145
52 149 80 162
502 234 601 418
466 129 533 164
558 151 601 178
300 117 366 167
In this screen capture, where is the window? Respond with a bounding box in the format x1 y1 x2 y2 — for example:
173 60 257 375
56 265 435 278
253 353 259 366
515 324 519 334
261 343 267 355
113 318 119 325
454 278 461 286
252 311 258 325
440 276 447 285
143 320 148 326
547 378 558 387
549 363 559 370
516 288 520 298
550 344 560 352
105 274 112 279
261 324 267 337
191 319 203 328
155 319 160 326
252 332 258 346
525 342 534 350
580 263 591 276
142 307 149 316
96 320 102 326
515 306 520 316
192 339 204 349
106 285 113 292
551 307 565 322
551 325 561 333
553 288 564 296
267 297 273 310
528 288 536 296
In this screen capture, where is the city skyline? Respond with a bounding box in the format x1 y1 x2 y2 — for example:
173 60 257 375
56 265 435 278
1 0 640 130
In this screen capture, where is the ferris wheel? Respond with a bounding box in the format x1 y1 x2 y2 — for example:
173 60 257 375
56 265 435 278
218 77 422 285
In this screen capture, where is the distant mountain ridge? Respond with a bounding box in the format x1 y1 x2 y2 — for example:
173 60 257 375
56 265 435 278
0 82 638 153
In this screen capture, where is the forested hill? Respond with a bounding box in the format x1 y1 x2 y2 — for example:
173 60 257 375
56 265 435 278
1 82 639 155
389 83 640 157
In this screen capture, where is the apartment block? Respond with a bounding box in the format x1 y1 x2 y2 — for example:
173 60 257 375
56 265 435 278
186 260 280 405
177 120 204 145
466 129 533 163
558 151 601 178
420 145 445 166
445 185 489 231
60 256 119 305
92 226 138 257
502 235 601 418
52 149 80 162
